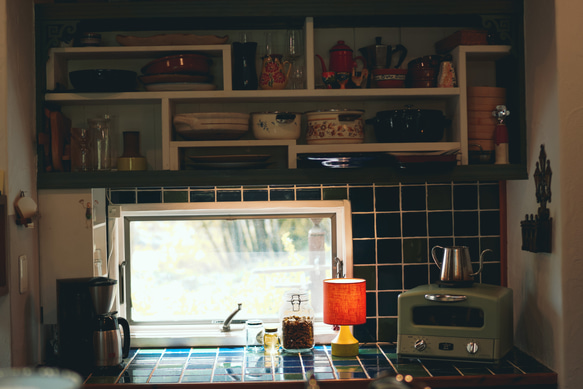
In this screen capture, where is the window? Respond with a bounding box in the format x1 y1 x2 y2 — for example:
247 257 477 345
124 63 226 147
113 200 352 347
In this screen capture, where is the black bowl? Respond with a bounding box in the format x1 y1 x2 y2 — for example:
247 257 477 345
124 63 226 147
69 69 138 92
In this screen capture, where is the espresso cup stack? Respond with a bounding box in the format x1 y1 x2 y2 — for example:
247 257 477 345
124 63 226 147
467 86 506 158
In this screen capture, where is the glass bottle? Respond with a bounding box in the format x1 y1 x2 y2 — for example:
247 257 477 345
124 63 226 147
279 289 314 353
263 326 280 354
232 32 258 90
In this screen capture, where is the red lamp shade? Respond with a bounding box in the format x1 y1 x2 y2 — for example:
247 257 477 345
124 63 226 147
323 278 366 325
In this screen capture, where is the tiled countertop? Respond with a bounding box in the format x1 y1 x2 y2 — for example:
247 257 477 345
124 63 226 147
83 344 557 389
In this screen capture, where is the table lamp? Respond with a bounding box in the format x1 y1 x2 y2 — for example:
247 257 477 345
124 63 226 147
323 278 366 356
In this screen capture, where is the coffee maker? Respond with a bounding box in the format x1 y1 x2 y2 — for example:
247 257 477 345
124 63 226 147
57 277 130 374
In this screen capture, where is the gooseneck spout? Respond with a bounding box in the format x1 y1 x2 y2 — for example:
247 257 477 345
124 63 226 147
221 303 242 332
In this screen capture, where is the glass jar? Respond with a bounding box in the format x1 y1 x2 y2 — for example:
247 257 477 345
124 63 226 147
263 326 280 355
279 289 314 353
88 115 113 171
245 320 264 352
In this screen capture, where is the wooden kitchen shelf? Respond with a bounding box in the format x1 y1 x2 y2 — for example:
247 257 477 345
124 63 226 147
36 1 527 189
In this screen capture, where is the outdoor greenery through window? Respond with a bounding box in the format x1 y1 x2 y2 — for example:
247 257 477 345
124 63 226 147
118 201 352 333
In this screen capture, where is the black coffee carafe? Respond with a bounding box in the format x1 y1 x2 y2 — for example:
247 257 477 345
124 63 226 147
93 312 130 367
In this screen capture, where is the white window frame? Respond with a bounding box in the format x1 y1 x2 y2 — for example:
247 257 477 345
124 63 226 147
111 200 353 348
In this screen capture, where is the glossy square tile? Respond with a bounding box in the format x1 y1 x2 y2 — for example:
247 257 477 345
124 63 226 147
217 189 242 202
428 211 453 236
401 186 426 211
376 213 401 238
480 210 500 235
270 188 295 200
109 190 136 204
366 291 377 316
479 183 500 209
402 212 427 237
163 190 188 203
375 186 400 212
349 187 374 212
376 239 402 264
323 187 348 200
138 190 162 204
353 239 376 264
403 264 429 289
352 213 375 239
427 185 452 210
296 188 321 200
190 190 215 202
378 291 399 316
454 211 479 236
243 189 269 201
402 238 427 263
453 184 478 210
353 265 377 290
377 265 402 290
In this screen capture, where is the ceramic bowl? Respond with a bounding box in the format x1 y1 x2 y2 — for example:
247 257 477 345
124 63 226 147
141 53 211 75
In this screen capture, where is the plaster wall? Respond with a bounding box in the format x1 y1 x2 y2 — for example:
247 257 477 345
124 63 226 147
507 0 583 388
0 0 38 367
0 0 10 368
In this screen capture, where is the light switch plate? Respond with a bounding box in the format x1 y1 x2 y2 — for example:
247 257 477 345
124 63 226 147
19 255 28 294
108 205 120 218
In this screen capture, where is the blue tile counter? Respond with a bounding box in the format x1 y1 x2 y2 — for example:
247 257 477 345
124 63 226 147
83 344 557 389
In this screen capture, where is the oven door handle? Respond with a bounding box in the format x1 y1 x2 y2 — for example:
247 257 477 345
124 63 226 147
424 293 467 302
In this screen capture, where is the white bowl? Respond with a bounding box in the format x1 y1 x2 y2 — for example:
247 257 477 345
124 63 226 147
251 112 301 140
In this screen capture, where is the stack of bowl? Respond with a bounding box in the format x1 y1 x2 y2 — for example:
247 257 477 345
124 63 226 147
139 53 215 91
173 112 250 140
467 86 506 163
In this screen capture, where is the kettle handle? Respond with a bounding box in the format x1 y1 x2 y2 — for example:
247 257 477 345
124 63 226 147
392 44 408 69
431 245 443 269
118 317 131 358
471 249 492 277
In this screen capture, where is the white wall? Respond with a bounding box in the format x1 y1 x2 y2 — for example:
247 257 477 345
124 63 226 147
507 0 583 388
0 0 38 367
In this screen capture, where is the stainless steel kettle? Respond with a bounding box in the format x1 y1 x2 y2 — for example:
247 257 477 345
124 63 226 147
431 245 492 284
93 313 130 368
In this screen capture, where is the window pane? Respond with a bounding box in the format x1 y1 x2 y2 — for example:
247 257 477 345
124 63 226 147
128 217 332 323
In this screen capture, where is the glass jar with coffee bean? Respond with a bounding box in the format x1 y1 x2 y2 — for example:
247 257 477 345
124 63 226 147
279 289 314 352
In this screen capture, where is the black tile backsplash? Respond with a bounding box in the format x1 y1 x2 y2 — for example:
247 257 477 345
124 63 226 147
109 182 501 343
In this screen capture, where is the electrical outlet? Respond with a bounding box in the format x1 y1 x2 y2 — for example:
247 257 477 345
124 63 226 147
108 205 120 218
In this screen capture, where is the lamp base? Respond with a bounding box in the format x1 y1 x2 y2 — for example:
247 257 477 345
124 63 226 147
330 325 360 357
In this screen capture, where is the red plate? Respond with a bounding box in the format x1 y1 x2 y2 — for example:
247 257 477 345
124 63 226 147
141 53 211 75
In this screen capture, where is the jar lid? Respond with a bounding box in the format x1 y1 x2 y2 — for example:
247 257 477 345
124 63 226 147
246 319 263 326
284 289 309 301
265 326 278 333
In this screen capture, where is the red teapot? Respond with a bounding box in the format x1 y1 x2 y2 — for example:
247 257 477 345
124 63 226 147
328 40 367 74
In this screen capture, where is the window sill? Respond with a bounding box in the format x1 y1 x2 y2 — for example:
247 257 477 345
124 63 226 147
130 323 336 349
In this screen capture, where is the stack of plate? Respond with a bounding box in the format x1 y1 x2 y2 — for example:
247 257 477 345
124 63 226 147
140 53 216 91
173 112 250 140
467 86 506 159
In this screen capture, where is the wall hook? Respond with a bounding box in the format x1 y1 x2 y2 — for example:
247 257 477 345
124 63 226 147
521 145 552 253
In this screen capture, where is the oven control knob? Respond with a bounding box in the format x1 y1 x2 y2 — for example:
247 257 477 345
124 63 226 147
466 342 479 354
414 339 427 352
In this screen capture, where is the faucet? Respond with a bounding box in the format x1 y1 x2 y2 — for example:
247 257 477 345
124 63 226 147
221 303 242 332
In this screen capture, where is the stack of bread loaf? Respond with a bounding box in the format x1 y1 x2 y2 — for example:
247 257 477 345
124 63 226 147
467 86 506 162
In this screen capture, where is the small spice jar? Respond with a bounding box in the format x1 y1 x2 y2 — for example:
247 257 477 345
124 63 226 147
263 326 280 354
279 289 314 353
245 320 264 352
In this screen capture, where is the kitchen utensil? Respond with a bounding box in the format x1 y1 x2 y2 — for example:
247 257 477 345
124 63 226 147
93 313 130 367
431 245 492 285
326 40 367 74
305 110 364 144
367 106 448 143
259 54 292 90
359 37 408 69
141 53 211 75
69 69 137 92
251 112 301 140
